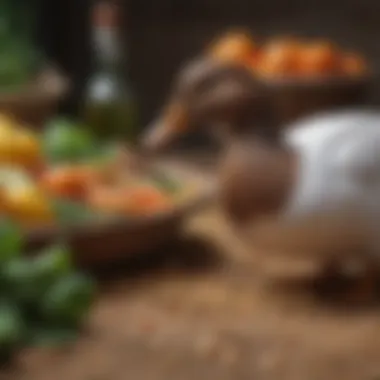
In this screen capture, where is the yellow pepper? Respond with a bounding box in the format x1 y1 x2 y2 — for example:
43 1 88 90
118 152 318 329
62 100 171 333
0 125 42 169
5 185 54 226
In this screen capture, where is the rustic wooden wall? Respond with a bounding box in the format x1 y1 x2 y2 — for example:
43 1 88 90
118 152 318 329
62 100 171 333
37 0 380 128
36 0 91 115
128 0 380 127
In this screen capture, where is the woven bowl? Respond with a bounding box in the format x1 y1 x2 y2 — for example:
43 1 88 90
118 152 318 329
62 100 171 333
0 66 69 127
25 160 216 267
262 73 372 126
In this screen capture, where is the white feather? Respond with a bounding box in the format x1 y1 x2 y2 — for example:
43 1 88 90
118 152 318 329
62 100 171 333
273 109 380 259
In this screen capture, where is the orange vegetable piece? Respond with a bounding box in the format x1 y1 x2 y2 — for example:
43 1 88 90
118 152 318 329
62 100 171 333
40 165 100 201
255 38 302 77
209 30 257 65
297 41 340 75
87 186 124 214
341 52 367 75
124 187 171 214
87 185 171 216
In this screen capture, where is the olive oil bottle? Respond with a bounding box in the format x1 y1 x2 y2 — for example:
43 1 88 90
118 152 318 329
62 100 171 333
83 1 137 141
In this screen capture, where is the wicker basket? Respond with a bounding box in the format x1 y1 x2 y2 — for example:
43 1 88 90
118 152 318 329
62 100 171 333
25 160 216 267
263 74 373 126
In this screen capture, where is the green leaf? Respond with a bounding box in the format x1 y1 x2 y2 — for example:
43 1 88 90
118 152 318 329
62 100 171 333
41 273 96 327
31 244 72 285
43 118 99 164
2 244 71 303
51 198 112 225
0 302 26 349
0 218 23 263
2 258 41 303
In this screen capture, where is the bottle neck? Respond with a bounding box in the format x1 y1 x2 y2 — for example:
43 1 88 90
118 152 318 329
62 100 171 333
91 24 122 70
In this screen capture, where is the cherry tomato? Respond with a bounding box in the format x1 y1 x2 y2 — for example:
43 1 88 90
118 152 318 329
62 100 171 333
255 38 302 77
40 166 100 201
209 31 256 65
297 41 340 75
341 52 367 75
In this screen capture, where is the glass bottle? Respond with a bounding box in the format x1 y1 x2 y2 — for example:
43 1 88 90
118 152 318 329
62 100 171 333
83 0 137 141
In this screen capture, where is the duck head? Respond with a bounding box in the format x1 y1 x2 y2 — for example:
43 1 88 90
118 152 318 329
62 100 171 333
142 57 295 227
141 57 276 151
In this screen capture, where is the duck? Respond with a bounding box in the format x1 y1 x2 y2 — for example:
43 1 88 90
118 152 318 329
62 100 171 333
141 57 380 294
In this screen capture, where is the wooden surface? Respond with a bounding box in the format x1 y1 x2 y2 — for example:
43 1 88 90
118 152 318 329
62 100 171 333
4 201 380 380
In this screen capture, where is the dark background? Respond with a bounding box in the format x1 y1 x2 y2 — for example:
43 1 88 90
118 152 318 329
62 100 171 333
36 0 91 115
37 0 380 126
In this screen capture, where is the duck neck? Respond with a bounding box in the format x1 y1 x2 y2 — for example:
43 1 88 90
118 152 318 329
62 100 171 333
217 122 297 226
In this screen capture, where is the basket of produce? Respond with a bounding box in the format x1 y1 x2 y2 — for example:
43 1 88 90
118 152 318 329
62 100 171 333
0 115 215 266
208 30 372 124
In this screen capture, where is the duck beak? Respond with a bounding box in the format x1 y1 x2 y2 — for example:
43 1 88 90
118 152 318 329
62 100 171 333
141 102 189 152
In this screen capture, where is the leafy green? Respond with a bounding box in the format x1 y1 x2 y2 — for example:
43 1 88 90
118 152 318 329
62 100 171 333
0 303 25 355
2 259 41 303
42 118 99 164
51 198 113 225
41 273 96 327
3 245 70 305
0 216 96 363
0 219 23 263
29 244 72 288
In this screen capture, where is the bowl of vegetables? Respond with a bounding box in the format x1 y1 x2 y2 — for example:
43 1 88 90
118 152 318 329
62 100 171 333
208 30 372 125
0 115 215 266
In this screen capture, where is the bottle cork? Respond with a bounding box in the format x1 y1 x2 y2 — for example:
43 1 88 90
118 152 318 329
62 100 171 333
92 1 119 27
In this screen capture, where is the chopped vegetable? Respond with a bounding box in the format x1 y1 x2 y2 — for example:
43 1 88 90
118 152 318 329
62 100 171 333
51 197 112 225
0 113 195 227
40 165 100 201
43 118 99 164
87 185 172 216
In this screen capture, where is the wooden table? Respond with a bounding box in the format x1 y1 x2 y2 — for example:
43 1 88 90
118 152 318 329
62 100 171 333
4 156 380 380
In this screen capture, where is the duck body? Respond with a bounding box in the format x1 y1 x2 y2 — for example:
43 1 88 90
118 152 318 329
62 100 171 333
284 110 380 230
284 111 380 224
142 58 380 287
247 109 380 273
